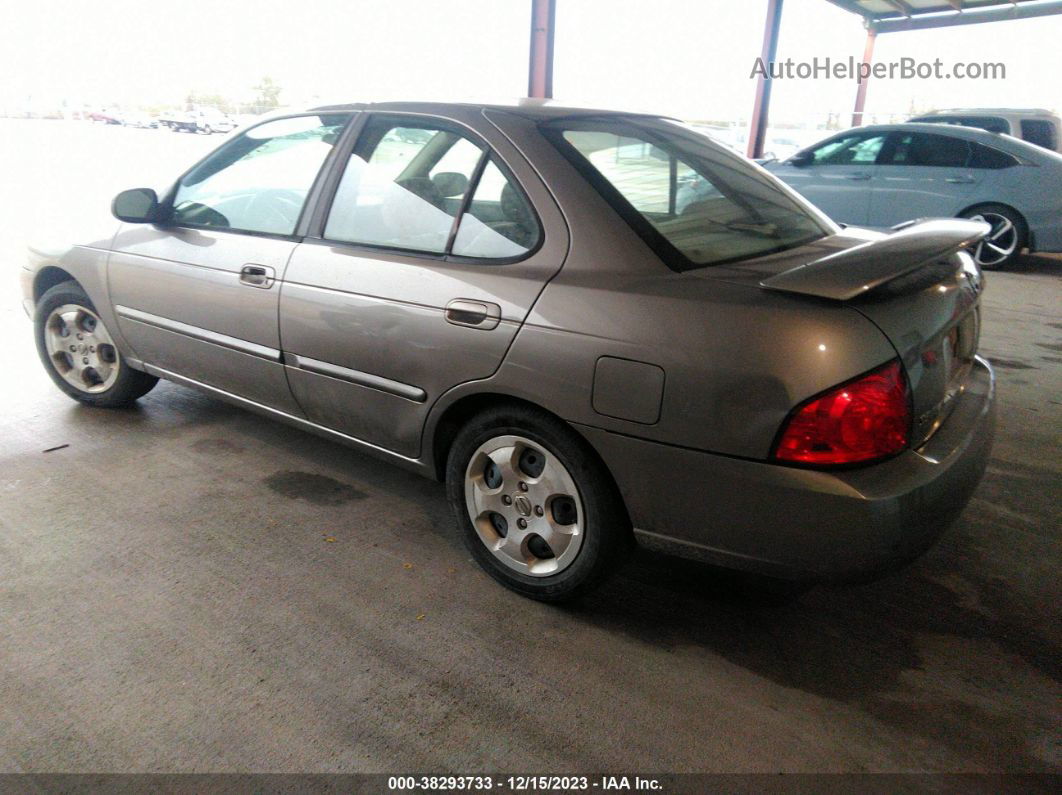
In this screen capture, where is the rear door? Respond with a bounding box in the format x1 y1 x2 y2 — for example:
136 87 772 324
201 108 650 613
868 131 981 227
771 131 887 225
278 112 569 458
108 113 351 414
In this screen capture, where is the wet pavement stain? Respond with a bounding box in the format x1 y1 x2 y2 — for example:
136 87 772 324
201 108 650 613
191 437 245 454
264 470 367 505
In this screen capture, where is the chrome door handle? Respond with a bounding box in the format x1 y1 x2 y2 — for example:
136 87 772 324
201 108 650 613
945 176 975 184
240 264 275 288
844 172 872 180
445 299 501 330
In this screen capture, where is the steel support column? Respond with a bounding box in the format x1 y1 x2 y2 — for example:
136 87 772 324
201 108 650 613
528 0 557 99
851 28 877 127
748 0 784 159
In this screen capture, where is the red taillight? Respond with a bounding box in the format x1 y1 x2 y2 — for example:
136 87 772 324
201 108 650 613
773 360 911 466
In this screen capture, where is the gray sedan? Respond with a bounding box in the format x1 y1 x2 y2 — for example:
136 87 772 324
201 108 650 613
766 122 1062 269
21 103 996 600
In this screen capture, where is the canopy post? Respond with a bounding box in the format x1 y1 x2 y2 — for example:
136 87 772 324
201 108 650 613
748 0 785 159
851 28 877 127
528 0 557 99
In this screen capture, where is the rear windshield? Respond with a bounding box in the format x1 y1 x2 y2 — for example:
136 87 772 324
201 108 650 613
542 117 832 270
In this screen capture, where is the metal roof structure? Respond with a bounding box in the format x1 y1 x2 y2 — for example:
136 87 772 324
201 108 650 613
826 0 1062 33
525 1 1062 158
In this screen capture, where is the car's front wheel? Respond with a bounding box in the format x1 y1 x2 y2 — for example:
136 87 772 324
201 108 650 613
34 281 158 407
446 404 632 601
961 204 1026 270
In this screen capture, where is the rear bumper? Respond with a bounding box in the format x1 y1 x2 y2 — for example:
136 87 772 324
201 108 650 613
577 356 996 579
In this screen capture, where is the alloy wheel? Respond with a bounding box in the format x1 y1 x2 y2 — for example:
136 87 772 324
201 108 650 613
968 212 1018 267
464 434 585 577
43 303 121 394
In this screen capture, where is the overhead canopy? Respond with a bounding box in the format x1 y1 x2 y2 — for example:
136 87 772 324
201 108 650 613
826 0 1062 33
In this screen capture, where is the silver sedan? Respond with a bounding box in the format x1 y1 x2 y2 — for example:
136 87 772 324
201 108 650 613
766 122 1062 269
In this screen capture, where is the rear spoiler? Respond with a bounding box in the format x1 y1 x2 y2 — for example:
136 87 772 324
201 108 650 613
760 219 990 301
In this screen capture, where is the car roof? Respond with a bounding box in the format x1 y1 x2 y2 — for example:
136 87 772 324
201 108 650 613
915 108 1057 118
817 122 1062 163
308 98 673 122
837 122 1025 143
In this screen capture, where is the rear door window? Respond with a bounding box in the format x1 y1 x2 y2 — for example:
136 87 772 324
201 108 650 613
881 133 970 167
324 115 540 260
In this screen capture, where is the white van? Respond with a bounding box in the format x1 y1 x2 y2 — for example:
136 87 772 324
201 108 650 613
908 108 1062 153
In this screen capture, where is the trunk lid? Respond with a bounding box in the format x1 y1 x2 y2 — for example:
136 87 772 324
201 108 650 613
700 219 990 447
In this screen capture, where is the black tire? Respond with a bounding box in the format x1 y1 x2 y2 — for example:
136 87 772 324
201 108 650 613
34 280 158 408
445 403 632 602
959 203 1026 271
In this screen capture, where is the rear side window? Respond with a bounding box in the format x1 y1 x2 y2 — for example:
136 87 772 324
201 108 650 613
451 160 540 258
1020 119 1057 150
171 114 349 235
324 116 539 259
967 142 1018 169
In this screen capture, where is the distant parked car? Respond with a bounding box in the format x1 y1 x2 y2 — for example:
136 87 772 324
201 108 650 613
908 108 1061 153
22 102 996 600
120 112 158 129
158 109 237 134
766 122 1062 269
86 109 120 125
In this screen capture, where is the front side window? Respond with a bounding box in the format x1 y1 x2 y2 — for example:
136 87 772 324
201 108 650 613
171 114 348 235
545 118 831 270
324 116 539 259
809 133 886 166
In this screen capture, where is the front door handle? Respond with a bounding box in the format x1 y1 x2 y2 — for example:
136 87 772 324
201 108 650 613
240 264 275 288
445 299 501 330
844 172 872 181
945 175 975 184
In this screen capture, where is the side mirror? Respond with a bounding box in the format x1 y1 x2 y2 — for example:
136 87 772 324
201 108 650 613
788 150 814 167
112 188 161 223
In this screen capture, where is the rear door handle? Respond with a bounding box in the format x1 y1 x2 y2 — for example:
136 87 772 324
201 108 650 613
240 264 275 288
844 172 872 181
945 176 975 184
445 299 501 330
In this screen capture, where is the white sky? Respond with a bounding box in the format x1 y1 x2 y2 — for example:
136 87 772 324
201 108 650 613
1 0 1059 125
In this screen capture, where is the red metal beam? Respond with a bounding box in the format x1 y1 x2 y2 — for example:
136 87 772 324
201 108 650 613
851 28 877 127
528 0 557 99
748 0 785 159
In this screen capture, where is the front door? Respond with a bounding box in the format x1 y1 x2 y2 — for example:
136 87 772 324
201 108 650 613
772 130 887 226
108 113 351 414
279 112 568 458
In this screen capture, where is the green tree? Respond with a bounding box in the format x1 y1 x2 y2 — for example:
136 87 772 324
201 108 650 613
253 76 282 110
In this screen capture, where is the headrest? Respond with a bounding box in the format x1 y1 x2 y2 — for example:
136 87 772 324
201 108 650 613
431 171 469 198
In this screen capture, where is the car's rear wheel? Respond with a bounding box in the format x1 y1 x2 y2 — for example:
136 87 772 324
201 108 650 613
445 404 631 602
960 204 1026 270
34 281 158 407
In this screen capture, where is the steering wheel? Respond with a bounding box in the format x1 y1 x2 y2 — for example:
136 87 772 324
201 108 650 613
245 189 306 233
